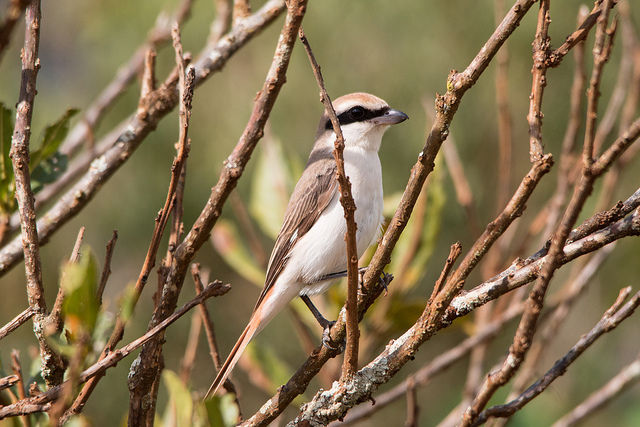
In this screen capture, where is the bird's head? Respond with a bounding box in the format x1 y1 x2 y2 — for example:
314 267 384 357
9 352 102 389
315 93 408 152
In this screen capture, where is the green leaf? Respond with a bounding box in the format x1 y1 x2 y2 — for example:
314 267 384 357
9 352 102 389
30 151 68 193
211 219 265 287
204 393 240 427
61 247 100 340
30 108 78 169
162 370 194 427
249 136 295 240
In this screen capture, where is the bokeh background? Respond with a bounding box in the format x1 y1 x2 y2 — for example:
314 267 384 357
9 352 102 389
0 0 639 425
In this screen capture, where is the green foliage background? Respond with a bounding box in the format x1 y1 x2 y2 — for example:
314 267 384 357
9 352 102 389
0 0 639 425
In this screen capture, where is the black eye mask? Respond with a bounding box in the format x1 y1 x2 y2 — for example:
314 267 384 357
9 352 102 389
324 106 390 130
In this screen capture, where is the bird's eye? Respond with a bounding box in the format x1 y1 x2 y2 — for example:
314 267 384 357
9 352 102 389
349 107 365 120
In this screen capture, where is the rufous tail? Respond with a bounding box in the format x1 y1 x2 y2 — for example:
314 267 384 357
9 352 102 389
204 315 261 399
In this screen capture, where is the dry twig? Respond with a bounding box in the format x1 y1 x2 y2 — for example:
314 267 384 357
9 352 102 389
0 280 230 420
475 288 640 425
0 0 288 277
127 1 307 424
298 25 361 379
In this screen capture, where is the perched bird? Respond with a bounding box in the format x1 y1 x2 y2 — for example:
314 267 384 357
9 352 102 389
205 93 408 398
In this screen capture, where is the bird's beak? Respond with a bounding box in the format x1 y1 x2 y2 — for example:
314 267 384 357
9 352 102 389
372 108 409 126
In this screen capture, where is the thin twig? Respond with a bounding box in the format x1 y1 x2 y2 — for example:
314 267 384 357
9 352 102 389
526 0 551 163
298 25 361 379
0 281 231 420
48 227 85 334
0 307 34 341
583 0 616 169
127 1 307 424
0 375 19 391
405 377 419 427
549 1 614 66
96 230 118 305
10 350 30 427
475 288 640 425
430 243 462 301
60 0 195 157
552 352 640 427
0 0 288 278
208 0 232 47
541 5 589 245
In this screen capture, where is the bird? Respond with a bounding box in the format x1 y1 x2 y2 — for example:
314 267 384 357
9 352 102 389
205 92 408 399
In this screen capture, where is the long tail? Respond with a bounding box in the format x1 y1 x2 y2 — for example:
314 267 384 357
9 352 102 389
204 313 261 399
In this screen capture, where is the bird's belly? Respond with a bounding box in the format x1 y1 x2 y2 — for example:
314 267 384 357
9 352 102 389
289 167 383 295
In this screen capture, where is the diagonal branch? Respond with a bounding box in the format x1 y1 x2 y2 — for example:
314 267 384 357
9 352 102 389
475 287 640 425
0 280 230 420
0 0 287 278
126 1 307 424
243 2 541 425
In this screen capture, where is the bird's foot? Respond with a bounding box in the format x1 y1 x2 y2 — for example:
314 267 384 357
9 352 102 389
320 319 345 352
357 268 393 297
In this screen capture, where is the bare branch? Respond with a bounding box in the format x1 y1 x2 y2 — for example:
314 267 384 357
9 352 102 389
526 0 551 163
0 280 230 420
0 0 288 278
60 0 195 157
127 1 307 424
475 288 640 425
96 230 118 304
0 307 34 341
552 353 640 427
9 0 66 389
298 25 361 379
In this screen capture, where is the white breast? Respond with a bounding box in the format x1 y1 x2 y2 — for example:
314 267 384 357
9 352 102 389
287 146 384 296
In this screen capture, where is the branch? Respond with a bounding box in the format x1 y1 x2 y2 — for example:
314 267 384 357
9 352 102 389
9 0 67 389
126 1 307 424
0 280 230 420
0 0 287 278
298 26 360 379
96 230 118 304
475 287 640 425
526 0 551 163
243 2 543 425
552 352 640 427
0 307 34 341
60 0 195 157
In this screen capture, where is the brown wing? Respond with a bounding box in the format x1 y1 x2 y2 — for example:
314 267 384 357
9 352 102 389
253 149 337 311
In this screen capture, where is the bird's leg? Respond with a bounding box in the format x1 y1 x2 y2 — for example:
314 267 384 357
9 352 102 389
316 267 368 281
300 295 344 352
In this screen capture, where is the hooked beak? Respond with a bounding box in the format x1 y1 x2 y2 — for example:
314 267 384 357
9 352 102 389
372 108 409 126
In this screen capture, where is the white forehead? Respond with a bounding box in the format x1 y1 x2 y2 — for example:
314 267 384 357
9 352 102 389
332 93 389 113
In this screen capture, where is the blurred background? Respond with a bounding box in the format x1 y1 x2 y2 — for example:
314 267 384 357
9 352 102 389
0 0 639 425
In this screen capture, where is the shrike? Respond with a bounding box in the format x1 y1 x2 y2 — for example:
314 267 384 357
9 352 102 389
206 92 408 398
